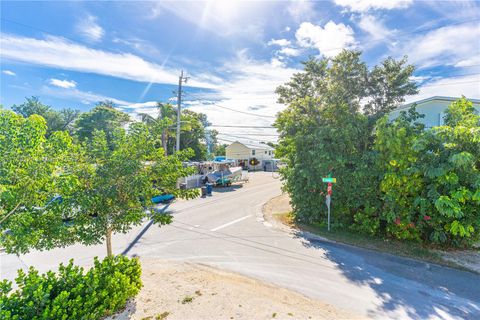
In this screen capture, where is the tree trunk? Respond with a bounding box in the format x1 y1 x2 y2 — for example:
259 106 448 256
106 228 113 257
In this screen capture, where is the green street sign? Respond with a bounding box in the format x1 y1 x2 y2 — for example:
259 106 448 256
322 177 337 183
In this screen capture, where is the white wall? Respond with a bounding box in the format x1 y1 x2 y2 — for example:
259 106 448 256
390 98 480 128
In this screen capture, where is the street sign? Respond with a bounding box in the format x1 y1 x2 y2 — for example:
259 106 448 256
327 183 332 195
322 177 336 183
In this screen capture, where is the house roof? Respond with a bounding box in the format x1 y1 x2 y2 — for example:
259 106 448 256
230 140 274 151
394 96 480 112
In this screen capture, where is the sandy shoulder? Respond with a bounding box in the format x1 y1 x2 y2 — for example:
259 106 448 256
107 258 364 320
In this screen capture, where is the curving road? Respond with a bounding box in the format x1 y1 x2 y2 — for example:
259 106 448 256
1 172 479 319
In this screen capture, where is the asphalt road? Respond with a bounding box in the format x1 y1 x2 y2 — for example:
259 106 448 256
1 172 479 319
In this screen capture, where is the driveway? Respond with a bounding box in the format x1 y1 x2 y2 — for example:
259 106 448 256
1 172 479 319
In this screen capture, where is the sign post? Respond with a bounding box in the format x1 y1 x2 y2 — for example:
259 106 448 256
322 177 336 231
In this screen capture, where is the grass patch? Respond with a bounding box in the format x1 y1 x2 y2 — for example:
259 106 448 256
277 212 468 270
181 296 194 304
155 312 170 320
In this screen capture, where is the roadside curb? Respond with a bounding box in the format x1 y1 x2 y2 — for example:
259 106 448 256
262 194 480 275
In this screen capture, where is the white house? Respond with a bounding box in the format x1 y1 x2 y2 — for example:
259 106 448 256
389 96 480 128
225 141 274 170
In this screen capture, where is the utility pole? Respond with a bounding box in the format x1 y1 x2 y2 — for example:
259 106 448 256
176 70 188 152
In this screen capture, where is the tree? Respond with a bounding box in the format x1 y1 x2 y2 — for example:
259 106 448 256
373 97 480 246
74 101 130 148
0 110 82 253
275 50 417 224
11 96 80 136
73 123 198 256
138 103 176 156
174 110 209 160
365 56 418 119
1 110 198 256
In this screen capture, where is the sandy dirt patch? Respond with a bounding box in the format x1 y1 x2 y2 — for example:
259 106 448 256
107 258 363 320
262 193 293 232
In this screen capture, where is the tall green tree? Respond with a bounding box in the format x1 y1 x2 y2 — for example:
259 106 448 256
174 110 209 160
374 98 480 246
74 101 130 148
76 122 198 256
1 110 198 256
0 110 82 253
275 50 417 224
11 96 80 136
138 103 177 156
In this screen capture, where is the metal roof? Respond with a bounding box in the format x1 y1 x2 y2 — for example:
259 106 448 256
229 140 274 150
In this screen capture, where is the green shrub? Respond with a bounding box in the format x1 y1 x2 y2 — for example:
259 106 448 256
373 97 480 246
0 255 142 320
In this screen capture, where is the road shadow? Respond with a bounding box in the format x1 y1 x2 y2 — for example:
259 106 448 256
122 204 170 255
212 184 243 193
293 230 480 319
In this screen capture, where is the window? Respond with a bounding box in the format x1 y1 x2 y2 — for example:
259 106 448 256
265 151 267 154
252 150 255 156
439 112 445 125
268 151 272 155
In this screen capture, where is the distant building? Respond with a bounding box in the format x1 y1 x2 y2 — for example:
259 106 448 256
389 96 480 128
225 141 274 171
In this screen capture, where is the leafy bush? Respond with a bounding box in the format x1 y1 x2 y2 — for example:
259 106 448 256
275 50 480 248
0 255 142 320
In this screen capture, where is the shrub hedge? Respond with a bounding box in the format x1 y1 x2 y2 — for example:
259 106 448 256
0 255 142 320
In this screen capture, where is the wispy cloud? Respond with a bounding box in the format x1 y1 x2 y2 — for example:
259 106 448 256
286 0 316 22
398 22 480 69
76 15 104 42
295 21 356 57
406 74 480 103
334 0 413 12
42 85 131 106
49 78 77 89
356 14 393 42
2 70 16 76
268 39 291 47
0 33 216 88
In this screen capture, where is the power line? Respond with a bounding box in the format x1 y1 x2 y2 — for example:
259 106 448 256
205 104 276 118
218 133 279 137
218 133 278 142
208 125 276 129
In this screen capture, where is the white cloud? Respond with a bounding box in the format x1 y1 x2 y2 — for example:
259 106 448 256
287 0 316 22
334 0 413 12
405 74 480 103
150 1 270 41
2 70 16 76
454 56 480 68
278 47 302 57
76 15 104 42
120 51 299 143
295 21 356 57
357 14 392 42
399 22 480 69
49 78 77 89
41 85 131 106
0 33 216 88
268 38 291 47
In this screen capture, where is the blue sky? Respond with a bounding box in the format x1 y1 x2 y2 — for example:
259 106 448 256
1 0 479 144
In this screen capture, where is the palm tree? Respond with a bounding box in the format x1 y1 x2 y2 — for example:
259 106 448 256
138 103 190 155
